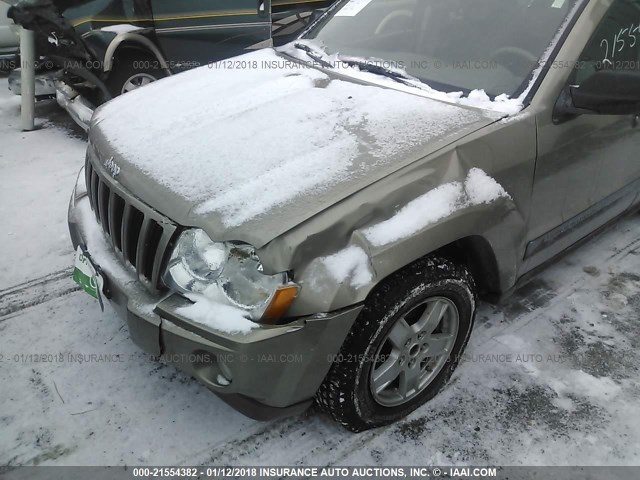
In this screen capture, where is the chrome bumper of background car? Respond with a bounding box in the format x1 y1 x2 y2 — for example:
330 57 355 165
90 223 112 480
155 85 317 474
55 80 94 131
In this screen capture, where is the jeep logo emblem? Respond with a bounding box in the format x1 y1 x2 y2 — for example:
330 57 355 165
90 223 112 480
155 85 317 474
104 157 121 178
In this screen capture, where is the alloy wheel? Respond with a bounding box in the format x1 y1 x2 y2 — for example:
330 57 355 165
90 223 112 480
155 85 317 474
121 73 157 94
370 296 459 407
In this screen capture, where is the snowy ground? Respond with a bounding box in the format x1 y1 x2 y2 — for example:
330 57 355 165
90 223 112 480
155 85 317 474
1 74 640 468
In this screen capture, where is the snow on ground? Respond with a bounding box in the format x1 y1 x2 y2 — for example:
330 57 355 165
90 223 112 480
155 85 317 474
1 73 640 468
0 77 86 290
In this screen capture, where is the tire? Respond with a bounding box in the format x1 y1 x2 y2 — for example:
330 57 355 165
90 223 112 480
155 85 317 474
105 52 166 98
316 256 477 432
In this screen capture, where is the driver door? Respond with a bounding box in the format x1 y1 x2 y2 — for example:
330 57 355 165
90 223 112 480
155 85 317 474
524 0 640 272
151 0 272 70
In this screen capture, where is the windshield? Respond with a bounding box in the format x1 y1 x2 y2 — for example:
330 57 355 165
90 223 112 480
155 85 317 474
303 0 581 98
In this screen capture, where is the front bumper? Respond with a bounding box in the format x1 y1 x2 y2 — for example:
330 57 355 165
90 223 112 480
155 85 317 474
68 194 361 420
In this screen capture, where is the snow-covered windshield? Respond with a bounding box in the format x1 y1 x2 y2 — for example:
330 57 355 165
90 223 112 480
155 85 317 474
303 0 581 97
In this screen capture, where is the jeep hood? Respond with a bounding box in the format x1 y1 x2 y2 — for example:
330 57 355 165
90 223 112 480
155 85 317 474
90 49 499 248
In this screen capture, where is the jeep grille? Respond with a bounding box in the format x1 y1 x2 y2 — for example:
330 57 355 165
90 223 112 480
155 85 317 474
85 157 178 293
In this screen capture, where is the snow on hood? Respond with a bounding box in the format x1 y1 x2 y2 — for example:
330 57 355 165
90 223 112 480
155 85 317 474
92 49 496 246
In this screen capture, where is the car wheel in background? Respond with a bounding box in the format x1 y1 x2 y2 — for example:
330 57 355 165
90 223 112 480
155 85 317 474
105 51 167 98
316 257 477 432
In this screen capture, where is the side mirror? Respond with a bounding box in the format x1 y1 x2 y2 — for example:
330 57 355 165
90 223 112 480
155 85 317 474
570 70 640 115
553 69 640 123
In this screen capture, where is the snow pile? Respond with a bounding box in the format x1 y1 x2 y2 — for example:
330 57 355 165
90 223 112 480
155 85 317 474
464 167 510 205
364 169 510 246
455 91 523 116
321 246 373 289
94 48 483 227
175 293 257 335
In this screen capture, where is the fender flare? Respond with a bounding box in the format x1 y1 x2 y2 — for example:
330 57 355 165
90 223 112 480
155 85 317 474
103 32 172 76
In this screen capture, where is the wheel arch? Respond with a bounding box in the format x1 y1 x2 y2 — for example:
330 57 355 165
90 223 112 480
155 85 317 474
362 234 501 308
431 235 501 297
103 33 171 75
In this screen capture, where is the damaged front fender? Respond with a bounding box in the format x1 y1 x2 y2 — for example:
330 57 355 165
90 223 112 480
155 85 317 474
265 114 537 317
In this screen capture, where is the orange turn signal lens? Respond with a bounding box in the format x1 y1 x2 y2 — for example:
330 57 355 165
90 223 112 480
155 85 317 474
262 285 300 323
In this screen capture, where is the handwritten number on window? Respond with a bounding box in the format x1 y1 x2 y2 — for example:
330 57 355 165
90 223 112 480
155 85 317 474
600 22 640 65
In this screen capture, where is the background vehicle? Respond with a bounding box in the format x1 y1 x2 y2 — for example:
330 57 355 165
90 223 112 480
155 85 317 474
0 0 19 70
6 0 334 129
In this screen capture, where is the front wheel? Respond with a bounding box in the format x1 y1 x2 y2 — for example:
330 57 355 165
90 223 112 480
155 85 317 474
316 257 476 432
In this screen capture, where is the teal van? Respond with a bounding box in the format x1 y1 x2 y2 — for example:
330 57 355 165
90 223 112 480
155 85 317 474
8 0 334 128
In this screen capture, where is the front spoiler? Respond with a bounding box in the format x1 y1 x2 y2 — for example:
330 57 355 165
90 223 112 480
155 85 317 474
68 194 362 420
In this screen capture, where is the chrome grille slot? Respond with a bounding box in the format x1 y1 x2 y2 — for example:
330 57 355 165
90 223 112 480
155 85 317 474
124 207 144 266
98 181 110 236
85 161 93 209
90 168 100 224
84 156 178 292
108 193 125 251
136 220 164 284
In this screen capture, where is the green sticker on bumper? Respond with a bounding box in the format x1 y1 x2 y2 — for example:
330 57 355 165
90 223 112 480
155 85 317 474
72 246 103 300
73 265 99 298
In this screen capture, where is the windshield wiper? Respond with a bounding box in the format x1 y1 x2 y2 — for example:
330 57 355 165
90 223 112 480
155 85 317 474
337 55 417 87
289 46 421 88
293 42 333 69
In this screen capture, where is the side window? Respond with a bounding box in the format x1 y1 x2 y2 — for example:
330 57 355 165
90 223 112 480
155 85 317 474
574 0 640 85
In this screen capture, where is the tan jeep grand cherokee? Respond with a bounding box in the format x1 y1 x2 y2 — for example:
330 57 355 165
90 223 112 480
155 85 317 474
68 0 640 431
